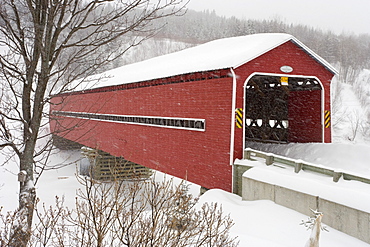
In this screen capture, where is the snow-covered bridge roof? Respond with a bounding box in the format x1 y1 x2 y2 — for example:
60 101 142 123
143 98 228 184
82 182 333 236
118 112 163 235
77 33 337 90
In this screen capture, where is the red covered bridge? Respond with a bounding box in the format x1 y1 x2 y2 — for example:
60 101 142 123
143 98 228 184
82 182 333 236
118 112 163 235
50 33 337 192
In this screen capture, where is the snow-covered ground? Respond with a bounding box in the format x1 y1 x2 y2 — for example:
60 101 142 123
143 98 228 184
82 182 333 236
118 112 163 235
1 149 369 247
199 190 369 247
1 73 370 246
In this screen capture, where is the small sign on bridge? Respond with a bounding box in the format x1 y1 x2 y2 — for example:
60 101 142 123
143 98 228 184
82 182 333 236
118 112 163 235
280 76 289 86
235 108 243 129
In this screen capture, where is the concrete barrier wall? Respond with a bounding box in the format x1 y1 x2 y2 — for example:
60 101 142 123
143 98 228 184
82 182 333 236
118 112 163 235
319 198 370 243
274 185 319 217
242 176 370 244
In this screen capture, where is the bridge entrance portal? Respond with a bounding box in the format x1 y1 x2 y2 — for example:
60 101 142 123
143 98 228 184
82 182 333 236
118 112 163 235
244 74 323 143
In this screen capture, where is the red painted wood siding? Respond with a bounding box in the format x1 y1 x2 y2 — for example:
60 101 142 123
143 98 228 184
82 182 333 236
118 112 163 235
50 39 335 192
232 40 334 161
288 90 322 142
51 78 234 191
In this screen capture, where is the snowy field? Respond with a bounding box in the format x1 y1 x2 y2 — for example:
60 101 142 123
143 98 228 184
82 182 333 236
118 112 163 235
1 74 370 246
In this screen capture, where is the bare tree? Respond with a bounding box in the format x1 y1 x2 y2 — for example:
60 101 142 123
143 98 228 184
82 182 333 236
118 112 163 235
0 0 187 245
330 77 345 128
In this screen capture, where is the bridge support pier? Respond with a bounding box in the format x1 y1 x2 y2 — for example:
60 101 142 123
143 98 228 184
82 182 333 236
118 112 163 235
81 147 152 181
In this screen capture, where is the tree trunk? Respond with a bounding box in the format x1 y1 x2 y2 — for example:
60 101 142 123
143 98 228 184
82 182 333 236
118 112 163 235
305 214 322 247
9 152 36 246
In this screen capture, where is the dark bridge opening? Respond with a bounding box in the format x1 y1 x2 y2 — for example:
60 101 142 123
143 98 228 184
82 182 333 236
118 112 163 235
245 74 323 144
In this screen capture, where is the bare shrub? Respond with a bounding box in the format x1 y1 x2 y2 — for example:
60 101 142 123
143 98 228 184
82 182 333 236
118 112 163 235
0 176 238 247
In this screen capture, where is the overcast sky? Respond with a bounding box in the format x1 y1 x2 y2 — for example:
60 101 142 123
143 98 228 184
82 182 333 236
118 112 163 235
187 0 370 35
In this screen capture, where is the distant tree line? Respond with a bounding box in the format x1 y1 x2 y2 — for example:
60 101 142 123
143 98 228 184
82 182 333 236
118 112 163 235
73 8 370 84
153 10 370 77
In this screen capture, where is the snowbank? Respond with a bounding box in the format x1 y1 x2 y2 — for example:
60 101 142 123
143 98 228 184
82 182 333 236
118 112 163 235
241 164 370 213
245 142 370 176
199 189 370 247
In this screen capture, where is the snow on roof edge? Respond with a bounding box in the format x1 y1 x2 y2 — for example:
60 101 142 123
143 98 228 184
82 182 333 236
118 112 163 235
72 33 337 92
289 37 339 75
232 35 338 75
232 35 292 69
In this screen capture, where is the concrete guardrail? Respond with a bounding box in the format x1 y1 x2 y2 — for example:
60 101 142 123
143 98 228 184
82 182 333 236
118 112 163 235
243 148 370 184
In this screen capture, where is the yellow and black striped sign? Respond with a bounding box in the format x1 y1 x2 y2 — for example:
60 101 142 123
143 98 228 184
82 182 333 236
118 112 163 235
235 108 243 129
325 110 331 128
